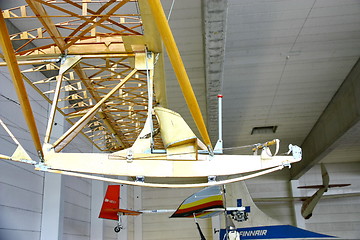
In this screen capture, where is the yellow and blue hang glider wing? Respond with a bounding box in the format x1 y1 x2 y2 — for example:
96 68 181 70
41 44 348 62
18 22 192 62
170 186 225 219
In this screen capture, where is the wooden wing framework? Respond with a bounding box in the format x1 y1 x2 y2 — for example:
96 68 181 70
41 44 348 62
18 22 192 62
0 0 302 187
1 0 165 153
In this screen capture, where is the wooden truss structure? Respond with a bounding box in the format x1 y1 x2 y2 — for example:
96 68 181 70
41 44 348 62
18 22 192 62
0 0 302 187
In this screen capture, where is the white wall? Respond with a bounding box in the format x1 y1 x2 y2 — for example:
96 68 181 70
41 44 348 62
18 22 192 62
0 161 43 240
63 176 92 240
126 184 135 240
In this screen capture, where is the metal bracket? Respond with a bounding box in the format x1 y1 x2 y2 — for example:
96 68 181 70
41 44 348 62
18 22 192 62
126 149 133 162
282 161 291 168
287 144 302 161
35 162 49 171
38 150 45 163
214 139 223 154
59 55 82 75
208 176 216 182
147 50 153 59
135 176 145 182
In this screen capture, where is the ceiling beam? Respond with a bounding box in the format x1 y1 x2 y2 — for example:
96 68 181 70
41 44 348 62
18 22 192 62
203 0 228 143
291 58 360 179
25 0 66 53
63 0 130 50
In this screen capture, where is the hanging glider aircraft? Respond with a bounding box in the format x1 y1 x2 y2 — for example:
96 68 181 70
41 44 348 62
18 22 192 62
0 0 302 187
300 163 350 219
253 164 355 219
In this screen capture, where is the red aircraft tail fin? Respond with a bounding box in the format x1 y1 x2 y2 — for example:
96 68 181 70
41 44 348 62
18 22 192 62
99 185 120 220
99 185 142 221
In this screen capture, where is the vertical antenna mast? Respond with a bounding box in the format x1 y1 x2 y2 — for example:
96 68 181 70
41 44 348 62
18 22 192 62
214 94 223 153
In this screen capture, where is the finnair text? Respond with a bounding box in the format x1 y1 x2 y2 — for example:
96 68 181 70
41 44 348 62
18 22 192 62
239 230 267 236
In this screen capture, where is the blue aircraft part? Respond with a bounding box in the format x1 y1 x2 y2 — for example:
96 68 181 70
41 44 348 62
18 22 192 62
219 225 336 239
237 199 251 212
237 199 242 207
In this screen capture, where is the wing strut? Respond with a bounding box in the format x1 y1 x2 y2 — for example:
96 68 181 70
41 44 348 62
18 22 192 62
193 214 207 240
0 11 44 161
44 56 82 144
147 0 213 152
